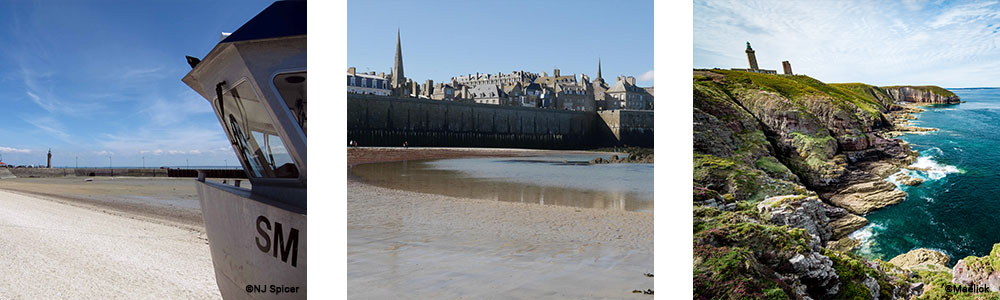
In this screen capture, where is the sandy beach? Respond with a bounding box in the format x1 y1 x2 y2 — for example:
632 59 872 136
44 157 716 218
347 148 654 298
0 177 220 299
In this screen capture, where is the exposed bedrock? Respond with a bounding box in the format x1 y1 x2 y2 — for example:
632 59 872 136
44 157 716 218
952 245 1000 292
883 86 961 104
757 195 869 245
890 248 951 272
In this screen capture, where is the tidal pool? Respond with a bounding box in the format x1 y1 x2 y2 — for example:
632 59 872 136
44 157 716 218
348 153 653 212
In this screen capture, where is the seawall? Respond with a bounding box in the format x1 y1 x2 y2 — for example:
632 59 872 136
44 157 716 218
347 94 652 148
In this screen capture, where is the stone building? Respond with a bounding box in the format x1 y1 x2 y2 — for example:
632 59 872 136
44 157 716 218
430 83 456 101
469 84 505 105
533 68 578 87
591 59 612 110
347 67 391 96
522 82 546 108
502 82 527 106
782 61 793 75
606 76 652 110
452 71 538 87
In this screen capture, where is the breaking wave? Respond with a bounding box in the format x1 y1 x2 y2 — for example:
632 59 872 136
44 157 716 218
850 223 887 259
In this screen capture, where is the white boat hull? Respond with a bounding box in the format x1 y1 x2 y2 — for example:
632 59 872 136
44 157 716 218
197 180 306 299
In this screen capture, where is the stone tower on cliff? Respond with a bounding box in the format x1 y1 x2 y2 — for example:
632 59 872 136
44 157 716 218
745 42 759 70
391 29 406 96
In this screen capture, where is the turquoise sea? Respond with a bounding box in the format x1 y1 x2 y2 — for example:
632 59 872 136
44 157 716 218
855 88 1000 265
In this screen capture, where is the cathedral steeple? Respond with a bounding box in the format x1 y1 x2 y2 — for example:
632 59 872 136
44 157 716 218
392 28 405 89
597 58 603 81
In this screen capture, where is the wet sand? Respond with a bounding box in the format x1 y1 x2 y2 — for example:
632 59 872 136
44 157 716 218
0 177 212 231
347 146 613 167
0 185 220 298
347 148 654 298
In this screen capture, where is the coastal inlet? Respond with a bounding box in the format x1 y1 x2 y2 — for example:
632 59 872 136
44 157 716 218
856 88 1000 265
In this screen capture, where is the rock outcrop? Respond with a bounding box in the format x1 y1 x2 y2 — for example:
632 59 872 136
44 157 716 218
822 179 907 215
790 252 840 296
952 244 1000 292
895 173 924 186
828 212 868 240
889 248 950 271
882 86 961 104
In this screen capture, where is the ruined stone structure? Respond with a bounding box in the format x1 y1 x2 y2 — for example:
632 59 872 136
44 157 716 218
46 149 51 168
783 61 793 75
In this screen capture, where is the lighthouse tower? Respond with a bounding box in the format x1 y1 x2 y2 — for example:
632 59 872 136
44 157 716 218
745 42 759 71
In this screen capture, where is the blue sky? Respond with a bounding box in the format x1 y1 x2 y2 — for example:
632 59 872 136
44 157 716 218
0 0 274 167
347 0 653 87
695 0 1000 88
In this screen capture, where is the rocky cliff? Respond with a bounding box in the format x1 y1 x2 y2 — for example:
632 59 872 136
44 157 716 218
693 69 960 299
882 86 961 104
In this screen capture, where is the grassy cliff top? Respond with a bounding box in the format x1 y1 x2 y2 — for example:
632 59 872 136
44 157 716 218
705 69 886 116
880 85 957 97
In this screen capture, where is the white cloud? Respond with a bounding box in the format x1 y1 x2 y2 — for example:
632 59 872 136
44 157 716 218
637 70 654 81
95 150 114 156
929 1 998 28
0 147 31 153
21 116 71 141
97 126 230 158
694 0 1000 87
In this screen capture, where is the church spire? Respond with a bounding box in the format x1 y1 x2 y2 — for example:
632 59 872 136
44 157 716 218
392 28 405 88
597 58 602 81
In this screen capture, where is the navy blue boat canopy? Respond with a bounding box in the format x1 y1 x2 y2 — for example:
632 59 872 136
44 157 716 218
221 0 305 44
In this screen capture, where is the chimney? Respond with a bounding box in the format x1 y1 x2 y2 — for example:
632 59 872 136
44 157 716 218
554 68 560 77
626 76 636 85
348 67 356 75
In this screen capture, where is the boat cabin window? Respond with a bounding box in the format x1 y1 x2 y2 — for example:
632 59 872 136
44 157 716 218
273 72 306 135
219 80 299 179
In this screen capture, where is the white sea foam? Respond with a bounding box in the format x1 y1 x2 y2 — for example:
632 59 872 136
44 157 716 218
926 147 945 156
910 155 960 180
850 223 886 258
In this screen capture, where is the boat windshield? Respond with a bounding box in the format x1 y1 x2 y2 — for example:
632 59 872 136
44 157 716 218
273 71 306 135
219 80 299 179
